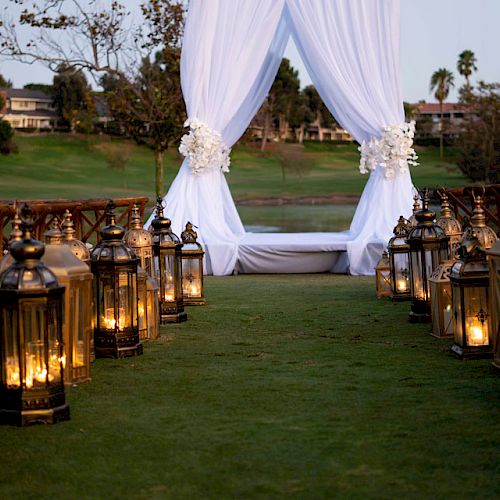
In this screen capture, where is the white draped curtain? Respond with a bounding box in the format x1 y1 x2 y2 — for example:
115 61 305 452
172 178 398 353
151 0 414 276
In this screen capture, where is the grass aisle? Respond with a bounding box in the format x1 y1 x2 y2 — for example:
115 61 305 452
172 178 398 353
0 275 498 498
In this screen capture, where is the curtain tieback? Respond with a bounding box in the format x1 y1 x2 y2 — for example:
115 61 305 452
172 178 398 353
179 118 231 176
359 121 419 179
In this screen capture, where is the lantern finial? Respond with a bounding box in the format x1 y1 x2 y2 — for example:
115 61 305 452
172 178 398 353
9 205 23 244
471 191 487 228
10 204 45 264
44 218 64 245
181 221 198 244
439 191 452 219
100 202 125 241
466 189 498 250
61 209 76 240
130 204 142 229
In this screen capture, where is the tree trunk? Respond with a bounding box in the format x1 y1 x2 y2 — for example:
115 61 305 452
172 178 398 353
298 124 304 144
261 111 271 151
439 100 444 160
155 149 164 198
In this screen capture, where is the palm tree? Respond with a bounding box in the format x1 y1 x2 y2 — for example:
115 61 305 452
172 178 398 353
430 68 455 160
457 50 477 88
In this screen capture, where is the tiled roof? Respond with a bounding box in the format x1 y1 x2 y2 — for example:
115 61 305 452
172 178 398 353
0 88 52 101
414 102 472 114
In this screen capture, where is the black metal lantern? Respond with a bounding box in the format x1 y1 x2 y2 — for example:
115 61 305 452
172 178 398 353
436 192 463 257
486 240 500 369
151 199 187 323
124 204 154 278
91 202 143 358
375 250 392 298
388 216 411 301
0 208 69 426
181 222 206 306
407 190 450 323
450 232 492 359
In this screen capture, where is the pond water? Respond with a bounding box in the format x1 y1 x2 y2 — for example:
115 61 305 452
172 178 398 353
237 204 357 233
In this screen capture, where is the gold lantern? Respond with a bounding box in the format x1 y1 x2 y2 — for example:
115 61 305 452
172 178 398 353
181 222 206 306
124 204 154 278
151 199 187 324
0 206 22 275
466 193 497 251
429 261 454 338
388 216 411 301
407 193 421 229
486 240 500 369
450 231 492 359
436 192 463 257
375 250 392 298
137 266 160 341
61 209 90 264
0 208 69 426
407 190 450 323
91 203 143 358
42 220 93 384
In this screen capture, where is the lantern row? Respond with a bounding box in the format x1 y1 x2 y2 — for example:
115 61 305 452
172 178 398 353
375 189 499 364
0 199 206 426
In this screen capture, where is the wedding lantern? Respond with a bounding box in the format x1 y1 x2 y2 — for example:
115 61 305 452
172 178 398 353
137 267 160 341
91 202 143 358
407 194 421 229
388 216 411 301
151 199 187 323
429 261 454 338
467 193 497 251
124 205 154 278
181 222 206 306
407 190 450 323
0 210 69 426
375 250 392 298
486 240 500 369
61 209 90 264
42 220 93 384
436 192 463 257
0 206 22 274
450 232 492 359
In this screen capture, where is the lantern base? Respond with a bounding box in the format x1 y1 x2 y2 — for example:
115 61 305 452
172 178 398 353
391 295 412 302
409 311 431 323
95 341 143 359
160 311 188 324
184 298 207 306
451 343 493 360
0 404 70 427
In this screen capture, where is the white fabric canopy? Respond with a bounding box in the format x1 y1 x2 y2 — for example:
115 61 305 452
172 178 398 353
150 0 414 276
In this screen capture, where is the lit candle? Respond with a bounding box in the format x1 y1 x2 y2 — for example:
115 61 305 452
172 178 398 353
102 309 126 330
396 279 408 292
190 283 200 296
466 317 489 346
5 357 20 388
164 292 175 302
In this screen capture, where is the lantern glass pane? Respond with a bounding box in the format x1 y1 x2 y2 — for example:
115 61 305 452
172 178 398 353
2 307 20 388
138 277 147 334
24 303 47 388
441 283 453 335
143 253 153 277
378 269 391 294
100 274 116 330
410 251 424 300
117 273 133 330
72 283 88 368
452 283 463 345
47 300 62 384
394 253 409 293
183 258 202 298
464 287 489 346
162 254 176 302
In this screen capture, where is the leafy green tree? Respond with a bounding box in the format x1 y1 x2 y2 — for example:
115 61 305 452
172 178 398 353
261 58 301 150
23 83 53 93
0 74 12 88
430 68 455 159
0 94 14 154
52 65 95 132
456 82 500 181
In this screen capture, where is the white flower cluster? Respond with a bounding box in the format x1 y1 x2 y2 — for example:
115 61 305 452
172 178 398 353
359 121 419 179
179 118 231 176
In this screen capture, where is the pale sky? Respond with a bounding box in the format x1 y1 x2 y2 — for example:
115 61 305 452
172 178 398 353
1 0 499 103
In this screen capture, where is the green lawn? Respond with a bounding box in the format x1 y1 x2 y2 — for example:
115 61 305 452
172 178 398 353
0 134 469 203
0 275 498 498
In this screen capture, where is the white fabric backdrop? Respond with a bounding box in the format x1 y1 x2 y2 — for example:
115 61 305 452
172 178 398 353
150 0 414 276
146 0 288 275
285 0 414 274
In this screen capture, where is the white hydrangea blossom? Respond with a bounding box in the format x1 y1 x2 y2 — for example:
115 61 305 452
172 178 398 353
179 118 231 176
358 121 419 179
